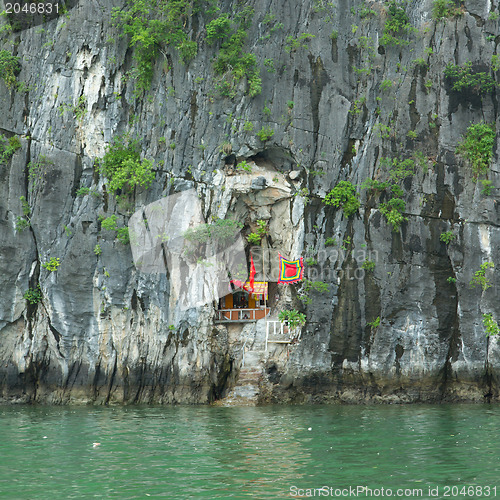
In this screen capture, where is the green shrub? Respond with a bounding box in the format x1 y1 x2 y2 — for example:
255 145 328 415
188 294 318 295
361 179 391 193
264 58 275 72
247 232 261 245
440 231 456 244
28 155 53 190
325 237 337 247
414 151 429 173
285 33 315 52
211 8 262 98
432 0 461 20
237 160 252 172
112 0 199 92
101 215 118 231
480 179 494 195
23 285 42 305
380 1 414 46
362 259 376 272
380 79 392 91
76 187 91 196
299 279 330 305
492 55 500 72
15 216 30 231
470 262 494 291
278 309 306 330
324 181 360 217
100 216 130 245
0 50 20 88
456 122 496 178
243 121 254 132
14 196 31 232
42 257 61 272
256 219 267 236
178 39 197 62
256 126 274 142
295 187 310 205
483 313 500 336
359 6 377 18
206 14 231 42
447 276 456 284
248 74 262 98
99 134 155 195
341 236 351 251
444 62 496 94
367 316 380 329
379 198 407 231
349 96 366 115
184 218 243 252
412 58 427 69
117 227 130 244
94 244 102 256
19 196 30 217
307 280 329 293
305 257 317 266
0 135 21 163
382 156 415 182
59 95 87 121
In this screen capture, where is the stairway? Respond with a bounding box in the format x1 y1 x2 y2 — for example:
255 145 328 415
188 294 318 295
214 319 284 406
215 350 264 406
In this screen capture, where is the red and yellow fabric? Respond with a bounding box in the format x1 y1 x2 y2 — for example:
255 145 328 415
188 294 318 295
278 254 304 284
248 254 256 292
230 280 268 299
250 281 268 299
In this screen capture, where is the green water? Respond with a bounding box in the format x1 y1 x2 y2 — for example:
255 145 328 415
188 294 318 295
0 404 499 499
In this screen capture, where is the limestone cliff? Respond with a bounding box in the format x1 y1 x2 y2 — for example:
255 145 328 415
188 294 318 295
1 0 499 404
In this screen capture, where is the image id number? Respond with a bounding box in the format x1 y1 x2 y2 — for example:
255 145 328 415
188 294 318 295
5 3 59 15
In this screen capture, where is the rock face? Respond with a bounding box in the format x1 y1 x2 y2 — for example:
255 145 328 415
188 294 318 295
0 0 500 404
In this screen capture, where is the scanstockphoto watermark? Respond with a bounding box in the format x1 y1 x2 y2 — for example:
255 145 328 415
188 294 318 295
289 485 425 497
289 485 498 497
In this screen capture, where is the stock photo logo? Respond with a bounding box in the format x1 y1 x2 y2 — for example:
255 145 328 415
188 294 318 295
128 189 248 310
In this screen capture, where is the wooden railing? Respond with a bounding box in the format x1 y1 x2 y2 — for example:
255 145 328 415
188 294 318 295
265 320 301 351
215 308 269 322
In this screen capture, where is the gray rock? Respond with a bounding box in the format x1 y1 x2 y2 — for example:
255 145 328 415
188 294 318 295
0 0 499 404
251 176 267 190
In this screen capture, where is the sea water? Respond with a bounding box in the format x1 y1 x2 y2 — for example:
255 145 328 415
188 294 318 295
1 404 499 499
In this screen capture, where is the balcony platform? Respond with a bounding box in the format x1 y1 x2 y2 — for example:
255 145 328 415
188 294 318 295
214 308 269 323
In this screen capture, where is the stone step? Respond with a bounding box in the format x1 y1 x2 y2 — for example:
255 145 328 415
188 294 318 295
242 350 265 366
238 375 261 385
239 366 262 374
231 384 259 399
238 369 262 379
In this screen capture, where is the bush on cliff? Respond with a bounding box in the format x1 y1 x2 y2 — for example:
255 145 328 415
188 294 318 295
0 49 20 88
444 62 497 94
98 134 155 195
456 122 496 178
112 0 201 92
324 181 360 217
